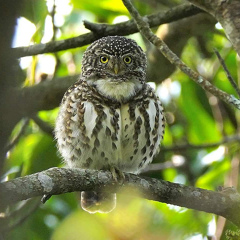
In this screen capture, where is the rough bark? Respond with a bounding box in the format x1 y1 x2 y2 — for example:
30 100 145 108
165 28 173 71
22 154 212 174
188 0 240 56
0 167 240 227
0 0 23 172
12 3 202 58
147 13 216 83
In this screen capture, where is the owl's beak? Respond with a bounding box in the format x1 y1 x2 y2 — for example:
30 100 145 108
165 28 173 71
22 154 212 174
113 64 119 74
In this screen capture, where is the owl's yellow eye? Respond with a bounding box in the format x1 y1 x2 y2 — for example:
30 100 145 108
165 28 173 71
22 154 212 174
100 56 109 64
123 56 132 64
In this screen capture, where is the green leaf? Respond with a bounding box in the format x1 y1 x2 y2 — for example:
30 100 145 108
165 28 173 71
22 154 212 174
21 0 48 25
178 76 222 144
196 158 230 189
7 133 60 176
71 0 128 19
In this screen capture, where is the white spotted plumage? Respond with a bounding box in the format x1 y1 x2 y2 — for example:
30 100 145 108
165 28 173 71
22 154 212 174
55 36 165 213
55 84 164 173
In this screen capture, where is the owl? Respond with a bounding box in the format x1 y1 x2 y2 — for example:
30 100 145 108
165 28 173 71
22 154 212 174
55 36 165 213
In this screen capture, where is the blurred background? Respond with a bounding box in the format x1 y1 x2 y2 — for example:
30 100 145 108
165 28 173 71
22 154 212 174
2 0 240 239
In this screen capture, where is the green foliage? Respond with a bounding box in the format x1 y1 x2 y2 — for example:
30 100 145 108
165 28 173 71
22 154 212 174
6 129 60 176
51 193 210 240
21 0 48 24
21 0 48 43
179 77 221 143
71 0 128 18
3 0 240 239
226 229 240 240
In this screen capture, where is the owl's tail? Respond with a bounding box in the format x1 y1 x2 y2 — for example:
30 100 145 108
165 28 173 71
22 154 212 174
81 191 116 214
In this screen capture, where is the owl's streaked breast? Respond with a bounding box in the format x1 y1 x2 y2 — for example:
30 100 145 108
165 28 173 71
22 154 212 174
55 82 165 174
55 36 165 213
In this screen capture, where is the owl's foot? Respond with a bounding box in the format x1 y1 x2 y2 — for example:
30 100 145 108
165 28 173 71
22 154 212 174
218 186 238 195
81 191 116 214
41 194 52 203
110 166 125 185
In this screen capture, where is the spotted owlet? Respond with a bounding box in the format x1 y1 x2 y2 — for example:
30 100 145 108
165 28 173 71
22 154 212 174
55 36 165 213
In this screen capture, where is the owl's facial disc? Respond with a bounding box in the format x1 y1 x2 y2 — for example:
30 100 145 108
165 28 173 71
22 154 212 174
81 36 147 102
87 54 143 102
98 54 134 78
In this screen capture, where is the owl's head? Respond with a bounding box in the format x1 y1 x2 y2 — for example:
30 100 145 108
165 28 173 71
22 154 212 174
81 36 147 102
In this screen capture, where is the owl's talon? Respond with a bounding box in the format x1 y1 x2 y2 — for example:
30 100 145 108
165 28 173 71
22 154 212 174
218 186 238 194
41 194 52 204
110 166 125 185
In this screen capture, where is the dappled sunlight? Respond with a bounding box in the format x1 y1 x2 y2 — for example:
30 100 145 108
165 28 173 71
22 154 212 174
107 189 150 239
52 210 109 240
12 17 36 48
52 189 171 240
156 79 181 104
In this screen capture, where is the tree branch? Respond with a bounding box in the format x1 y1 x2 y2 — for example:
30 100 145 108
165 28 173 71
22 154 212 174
12 75 78 117
141 160 185 174
12 3 202 58
0 167 240 227
147 13 216 83
4 118 29 152
0 0 23 172
31 115 54 137
121 0 240 111
162 134 240 152
214 49 240 98
187 0 240 56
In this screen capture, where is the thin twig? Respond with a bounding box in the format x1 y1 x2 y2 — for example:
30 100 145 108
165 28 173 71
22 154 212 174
0 197 40 232
83 20 108 33
214 48 240 98
162 134 240 152
49 0 61 78
50 0 57 42
31 115 54 137
121 0 240 111
12 3 202 58
141 160 185 174
4 118 29 152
